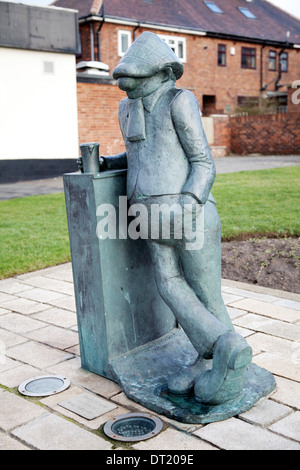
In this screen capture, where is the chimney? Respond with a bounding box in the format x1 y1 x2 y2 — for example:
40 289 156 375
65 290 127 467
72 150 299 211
90 0 103 15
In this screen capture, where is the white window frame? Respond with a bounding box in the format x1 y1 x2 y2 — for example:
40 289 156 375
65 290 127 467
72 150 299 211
158 34 187 63
118 30 132 57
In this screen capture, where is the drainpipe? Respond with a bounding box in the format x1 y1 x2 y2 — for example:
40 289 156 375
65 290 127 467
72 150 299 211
260 44 266 108
89 22 95 61
133 22 141 41
97 5 105 62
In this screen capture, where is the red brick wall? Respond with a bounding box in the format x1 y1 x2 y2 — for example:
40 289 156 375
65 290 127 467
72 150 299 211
78 22 300 114
230 112 300 155
77 80 126 156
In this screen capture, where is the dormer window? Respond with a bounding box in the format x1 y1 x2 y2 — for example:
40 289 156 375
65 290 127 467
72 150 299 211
204 1 223 14
238 7 256 19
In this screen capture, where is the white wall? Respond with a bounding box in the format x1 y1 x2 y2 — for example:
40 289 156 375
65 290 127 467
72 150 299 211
0 47 79 160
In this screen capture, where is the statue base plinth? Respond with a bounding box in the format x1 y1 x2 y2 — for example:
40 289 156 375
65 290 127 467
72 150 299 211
109 328 276 424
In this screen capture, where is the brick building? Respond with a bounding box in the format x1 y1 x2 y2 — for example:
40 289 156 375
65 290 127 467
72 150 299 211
52 0 300 156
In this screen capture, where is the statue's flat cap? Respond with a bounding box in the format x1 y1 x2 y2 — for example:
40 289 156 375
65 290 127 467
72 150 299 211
113 32 183 80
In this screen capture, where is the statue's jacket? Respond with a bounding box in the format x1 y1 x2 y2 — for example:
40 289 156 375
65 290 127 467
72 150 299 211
116 81 216 206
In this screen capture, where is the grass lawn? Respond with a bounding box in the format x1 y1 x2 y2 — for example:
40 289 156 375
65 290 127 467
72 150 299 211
0 166 299 279
213 166 300 240
0 193 71 279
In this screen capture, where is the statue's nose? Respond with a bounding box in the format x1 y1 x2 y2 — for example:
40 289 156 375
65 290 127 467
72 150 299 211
117 77 139 92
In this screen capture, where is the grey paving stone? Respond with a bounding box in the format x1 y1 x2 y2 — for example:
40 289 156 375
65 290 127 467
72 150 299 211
224 287 279 303
0 293 17 303
274 299 300 311
0 390 45 431
0 356 21 375
230 298 300 323
133 427 217 450
271 376 300 410
12 413 113 450
246 332 296 359
0 279 33 295
48 357 121 398
0 364 45 388
0 431 31 450
0 328 28 348
222 293 244 305
269 411 300 442
254 352 300 382
32 307 77 328
6 341 74 369
0 313 45 333
234 314 300 342
1 298 50 315
226 306 248 320
194 417 300 450
0 307 12 316
239 398 292 427
47 295 76 312
19 287 67 303
25 325 79 350
21 276 75 296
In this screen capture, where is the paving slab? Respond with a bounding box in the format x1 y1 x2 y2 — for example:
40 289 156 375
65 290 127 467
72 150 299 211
32 307 77 328
0 279 33 295
0 313 45 334
6 341 74 369
0 431 31 450
0 298 50 315
133 427 217 451
239 398 292 427
19 287 67 304
48 356 122 398
20 276 75 296
0 264 299 450
230 298 300 323
11 412 113 450
234 313 300 341
269 411 300 442
246 332 297 358
0 364 46 388
271 376 300 410
25 325 79 350
193 417 300 450
274 299 300 311
0 389 45 431
254 352 300 382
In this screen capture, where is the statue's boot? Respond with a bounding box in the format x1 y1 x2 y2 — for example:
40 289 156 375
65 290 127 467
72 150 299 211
194 332 252 405
167 356 212 396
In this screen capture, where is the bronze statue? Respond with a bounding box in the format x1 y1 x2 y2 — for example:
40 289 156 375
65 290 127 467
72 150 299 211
100 32 253 404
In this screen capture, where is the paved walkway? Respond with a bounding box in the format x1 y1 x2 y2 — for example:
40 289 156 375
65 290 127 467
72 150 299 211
0 263 299 450
1 155 300 200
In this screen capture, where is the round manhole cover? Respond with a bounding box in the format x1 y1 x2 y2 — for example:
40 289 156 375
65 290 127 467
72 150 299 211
18 375 70 397
104 412 163 442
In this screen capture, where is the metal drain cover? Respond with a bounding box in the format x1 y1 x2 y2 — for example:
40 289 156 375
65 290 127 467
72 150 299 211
104 412 163 442
18 375 70 397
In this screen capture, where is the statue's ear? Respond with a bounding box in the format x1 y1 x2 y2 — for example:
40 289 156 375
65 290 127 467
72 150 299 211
162 66 173 82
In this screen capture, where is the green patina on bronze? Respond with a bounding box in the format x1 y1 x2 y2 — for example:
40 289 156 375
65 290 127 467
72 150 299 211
64 32 276 423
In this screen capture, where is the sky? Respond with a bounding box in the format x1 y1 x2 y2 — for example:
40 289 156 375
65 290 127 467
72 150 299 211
2 0 300 20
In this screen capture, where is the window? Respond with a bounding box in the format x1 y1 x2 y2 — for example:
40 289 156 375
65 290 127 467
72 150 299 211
269 50 276 71
241 47 256 69
238 7 256 19
280 52 288 72
218 44 226 66
158 35 186 62
118 30 132 57
204 1 223 13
